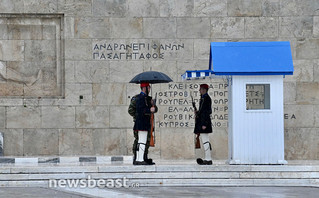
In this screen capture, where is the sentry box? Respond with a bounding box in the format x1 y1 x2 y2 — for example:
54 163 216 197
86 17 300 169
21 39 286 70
182 41 294 165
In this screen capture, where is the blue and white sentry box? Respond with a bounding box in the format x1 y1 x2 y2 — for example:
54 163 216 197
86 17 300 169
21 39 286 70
182 41 294 165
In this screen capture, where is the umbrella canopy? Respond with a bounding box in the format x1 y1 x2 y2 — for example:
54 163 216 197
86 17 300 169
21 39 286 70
129 71 173 84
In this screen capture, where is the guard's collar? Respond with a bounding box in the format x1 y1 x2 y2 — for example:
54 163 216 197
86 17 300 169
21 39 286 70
201 93 208 98
140 92 147 96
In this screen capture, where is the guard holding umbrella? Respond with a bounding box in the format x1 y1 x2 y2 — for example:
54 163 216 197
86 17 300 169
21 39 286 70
194 84 213 165
133 82 157 165
129 71 173 166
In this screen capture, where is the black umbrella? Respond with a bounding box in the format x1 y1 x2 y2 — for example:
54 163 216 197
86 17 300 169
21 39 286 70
129 71 172 147
129 71 173 84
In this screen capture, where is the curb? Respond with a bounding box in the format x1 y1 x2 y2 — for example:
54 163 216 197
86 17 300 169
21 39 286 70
0 156 133 165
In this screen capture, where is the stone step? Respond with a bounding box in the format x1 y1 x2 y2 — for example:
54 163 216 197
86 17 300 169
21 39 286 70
0 179 318 188
0 172 319 181
128 178 319 187
0 160 318 187
1 164 319 174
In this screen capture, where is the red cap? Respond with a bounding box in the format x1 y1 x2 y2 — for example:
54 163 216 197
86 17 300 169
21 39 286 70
140 82 150 88
200 84 209 89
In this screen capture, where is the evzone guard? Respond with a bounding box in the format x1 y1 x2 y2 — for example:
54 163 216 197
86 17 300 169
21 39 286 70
194 84 213 165
129 82 158 165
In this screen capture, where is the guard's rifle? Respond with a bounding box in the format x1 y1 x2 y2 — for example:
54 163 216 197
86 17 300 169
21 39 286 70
150 93 157 147
191 92 201 149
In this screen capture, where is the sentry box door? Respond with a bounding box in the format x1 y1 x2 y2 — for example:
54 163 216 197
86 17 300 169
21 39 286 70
228 75 286 165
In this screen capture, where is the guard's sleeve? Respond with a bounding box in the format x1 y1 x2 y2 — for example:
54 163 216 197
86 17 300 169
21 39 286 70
152 97 158 113
128 96 136 116
147 96 158 113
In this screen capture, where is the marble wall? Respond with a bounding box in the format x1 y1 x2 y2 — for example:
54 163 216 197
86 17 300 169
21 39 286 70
0 0 318 160
0 14 63 97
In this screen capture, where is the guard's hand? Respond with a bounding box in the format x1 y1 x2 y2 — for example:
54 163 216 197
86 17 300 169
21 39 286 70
202 126 206 130
150 107 155 113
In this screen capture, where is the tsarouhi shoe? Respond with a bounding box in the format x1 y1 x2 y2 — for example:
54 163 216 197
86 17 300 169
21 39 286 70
197 158 213 165
145 158 155 165
134 161 151 165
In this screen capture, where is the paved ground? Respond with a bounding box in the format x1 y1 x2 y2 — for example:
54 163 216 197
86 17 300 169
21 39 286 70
1 186 319 198
0 187 96 198
106 186 319 198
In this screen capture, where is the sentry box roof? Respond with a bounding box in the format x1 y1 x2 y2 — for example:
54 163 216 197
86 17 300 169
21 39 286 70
182 41 294 80
210 41 294 75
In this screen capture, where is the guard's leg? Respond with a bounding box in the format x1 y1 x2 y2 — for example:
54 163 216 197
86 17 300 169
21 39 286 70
135 131 148 165
201 133 212 161
132 131 138 164
143 130 155 165
197 133 212 165
144 130 150 159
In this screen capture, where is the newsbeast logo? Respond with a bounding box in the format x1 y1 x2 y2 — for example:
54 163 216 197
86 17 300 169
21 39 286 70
49 176 139 189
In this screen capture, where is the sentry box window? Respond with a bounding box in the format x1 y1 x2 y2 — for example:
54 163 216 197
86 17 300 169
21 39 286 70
246 84 270 110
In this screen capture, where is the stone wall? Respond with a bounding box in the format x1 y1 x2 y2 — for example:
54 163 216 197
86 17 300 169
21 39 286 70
0 14 63 97
0 0 318 160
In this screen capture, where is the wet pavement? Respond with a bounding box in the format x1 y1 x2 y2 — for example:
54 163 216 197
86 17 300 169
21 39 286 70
0 187 96 198
1 186 319 198
106 186 319 198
